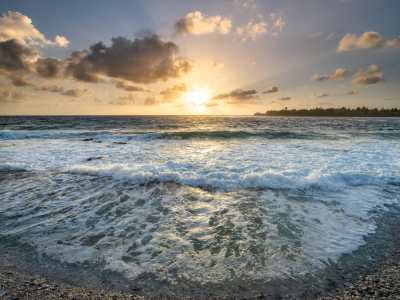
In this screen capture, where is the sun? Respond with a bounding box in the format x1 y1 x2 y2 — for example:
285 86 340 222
188 88 209 106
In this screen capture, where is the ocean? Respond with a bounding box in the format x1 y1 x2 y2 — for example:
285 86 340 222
0 116 399 297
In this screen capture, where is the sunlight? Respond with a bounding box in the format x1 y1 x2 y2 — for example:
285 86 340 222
187 88 209 106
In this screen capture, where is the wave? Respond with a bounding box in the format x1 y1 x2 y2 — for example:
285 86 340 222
0 129 347 141
159 130 320 140
57 164 391 192
2 128 400 142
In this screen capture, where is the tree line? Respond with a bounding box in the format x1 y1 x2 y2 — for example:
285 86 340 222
254 106 400 117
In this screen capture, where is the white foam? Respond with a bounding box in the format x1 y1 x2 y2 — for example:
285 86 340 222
1 118 400 285
62 163 388 192
0 174 394 285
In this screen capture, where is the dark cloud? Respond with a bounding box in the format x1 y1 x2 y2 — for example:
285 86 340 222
309 93 329 99
0 39 38 86
262 86 279 94
311 68 349 82
0 39 37 72
211 88 258 104
66 35 194 84
35 57 63 79
352 76 384 86
8 74 33 86
311 74 329 82
113 80 149 92
65 51 101 83
381 97 400 101
34 85 64 93
274 96 291 100
160 83 188 102
0 83 29 103
347 91 359 96
351 65 384 86
109 93 137 105
61 88 93 97
143 95 159 106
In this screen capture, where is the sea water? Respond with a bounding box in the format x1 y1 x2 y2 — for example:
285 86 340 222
0 116 399 296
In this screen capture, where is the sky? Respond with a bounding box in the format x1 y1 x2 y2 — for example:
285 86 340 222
0 0 399 115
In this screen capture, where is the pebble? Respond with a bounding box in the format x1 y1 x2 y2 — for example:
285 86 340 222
2 248 400 299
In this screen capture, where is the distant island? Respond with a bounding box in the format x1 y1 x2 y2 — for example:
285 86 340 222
254 106 400 117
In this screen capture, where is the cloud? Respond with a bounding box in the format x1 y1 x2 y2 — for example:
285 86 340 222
311 68 349 81
246 20 267 38
0 38 39 86
143 95 159 106
337 32 400 52
109 93 137 105
210 61 224 70
308 32 323 39
298 101 332 107
0 83 29 103
236 27 245 35
346 90 359 96
34 57 64 79
324 33 335 40
262 86 279 94
270 13 285 34
113 80 149 92
329 68 349 80
212 88 259 104
381 97 400 101
0 39 38 70
0 38 38 73
351 64 384 86
274 96 291 100
8 74 33 86
0 12 71 89
303 85 317 89
191 100 219 107
54 35 69 47
34 85 64 93
354 64 382 78
160 83 188 102
310 93 329 99
202 101 219 107
232 0 257 9
173 11 232 35
0 11 69 47
65 34 193 84
61 88 93 97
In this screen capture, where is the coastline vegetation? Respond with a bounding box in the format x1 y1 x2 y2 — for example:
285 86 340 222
254 106 400 117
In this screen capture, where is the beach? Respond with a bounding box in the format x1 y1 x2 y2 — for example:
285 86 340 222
1 116 400 299
1 234 400 300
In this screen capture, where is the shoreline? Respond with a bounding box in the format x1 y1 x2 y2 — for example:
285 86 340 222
1 253 400 299
1 173 400 299
1 227 400 300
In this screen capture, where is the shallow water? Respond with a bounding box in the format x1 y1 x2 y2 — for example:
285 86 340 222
0 116 399 296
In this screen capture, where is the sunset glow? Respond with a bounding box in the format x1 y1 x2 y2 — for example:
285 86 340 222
0 1 399 116
1 2 400 299
188 88 210 106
